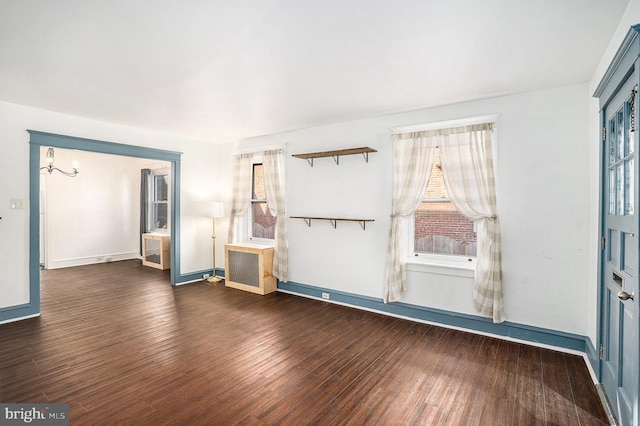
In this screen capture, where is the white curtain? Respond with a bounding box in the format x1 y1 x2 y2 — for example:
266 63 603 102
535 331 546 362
384 132 436 302
228 153 252 243
263 149 288 282
438 123 504 323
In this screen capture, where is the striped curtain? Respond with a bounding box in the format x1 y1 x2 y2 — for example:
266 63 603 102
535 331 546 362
263 149 288 282
439 123 504 323
387 123 504 323
228 154 253 243
384 133 436 302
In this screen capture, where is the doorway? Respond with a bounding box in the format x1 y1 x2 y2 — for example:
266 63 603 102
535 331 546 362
39 148 171 271
27 130 182 319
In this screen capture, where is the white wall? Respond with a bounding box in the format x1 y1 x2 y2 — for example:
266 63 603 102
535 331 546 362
179 142 234 274
586 0 640 346
238 83 591 336
41 149 148 269
0 100 231 310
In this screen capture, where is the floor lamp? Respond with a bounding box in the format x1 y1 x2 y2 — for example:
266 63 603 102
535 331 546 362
207 201 224 284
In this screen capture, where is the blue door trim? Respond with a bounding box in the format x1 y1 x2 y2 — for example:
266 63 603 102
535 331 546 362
0 131 184 323
594 24 640 107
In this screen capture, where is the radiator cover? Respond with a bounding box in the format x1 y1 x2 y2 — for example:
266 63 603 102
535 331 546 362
228 251 260 287
224 243 276 295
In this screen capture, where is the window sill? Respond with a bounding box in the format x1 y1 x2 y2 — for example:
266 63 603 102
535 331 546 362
406 256 475 278
240 240 275 249
146 231 170 236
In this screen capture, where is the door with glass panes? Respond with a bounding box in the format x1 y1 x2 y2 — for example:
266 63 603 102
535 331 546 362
599 58 639 426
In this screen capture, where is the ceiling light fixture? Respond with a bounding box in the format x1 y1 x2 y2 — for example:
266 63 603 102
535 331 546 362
40 147 79 177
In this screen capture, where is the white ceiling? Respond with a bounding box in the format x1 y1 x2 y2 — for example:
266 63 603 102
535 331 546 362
0 0 630 144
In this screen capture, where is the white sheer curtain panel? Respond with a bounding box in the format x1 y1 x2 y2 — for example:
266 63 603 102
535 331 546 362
263 149 288 282
384 132 436 302
228 153 253 243
439 123 504 323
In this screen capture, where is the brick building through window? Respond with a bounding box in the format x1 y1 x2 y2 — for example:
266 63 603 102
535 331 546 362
415 147 477 256
251 163 276 239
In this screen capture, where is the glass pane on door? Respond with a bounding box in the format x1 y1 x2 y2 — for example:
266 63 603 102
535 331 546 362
609 168 615 214
625 159 634 215
625 101 634 155
617 110 624 159
616 164 624 215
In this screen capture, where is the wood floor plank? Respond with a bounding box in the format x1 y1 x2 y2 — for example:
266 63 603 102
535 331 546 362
541 348 581 425
0 260 609 425
514 344 548 425
480 339 520 425
563 353 610 426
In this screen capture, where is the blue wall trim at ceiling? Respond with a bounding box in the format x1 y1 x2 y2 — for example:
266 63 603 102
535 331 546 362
27 130 181 161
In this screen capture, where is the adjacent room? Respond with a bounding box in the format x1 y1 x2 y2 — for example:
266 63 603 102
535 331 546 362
1 1 639 424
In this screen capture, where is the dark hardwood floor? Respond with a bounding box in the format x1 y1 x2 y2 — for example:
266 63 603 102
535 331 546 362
0 260 609 425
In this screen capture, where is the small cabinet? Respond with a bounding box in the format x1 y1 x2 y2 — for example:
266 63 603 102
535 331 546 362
225 243 276 295
142 233 170 270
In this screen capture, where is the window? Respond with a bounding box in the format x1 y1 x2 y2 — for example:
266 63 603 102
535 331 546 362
608 101 634 216
250 163 276 239
414 147 477 257
152 171 168 231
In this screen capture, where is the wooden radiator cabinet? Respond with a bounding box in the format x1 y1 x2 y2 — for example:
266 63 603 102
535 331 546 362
142 233 170 270
224 243 276 295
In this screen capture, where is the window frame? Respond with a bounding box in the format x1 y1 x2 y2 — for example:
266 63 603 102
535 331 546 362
411 147 477 263
410 209 477 265
150 168 170 233
248 159 275 242
396 114 499 267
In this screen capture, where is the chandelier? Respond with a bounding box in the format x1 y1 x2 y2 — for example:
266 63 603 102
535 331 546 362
40 148 79 177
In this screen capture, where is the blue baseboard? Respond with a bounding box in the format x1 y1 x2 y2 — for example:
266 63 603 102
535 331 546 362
278 280 587 353
585 337 600 376
2 270 588 355
175 268 226 285
0 303 40 324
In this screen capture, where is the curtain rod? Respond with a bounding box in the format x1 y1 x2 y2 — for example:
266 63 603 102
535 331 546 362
390 114 499 135
232 143 288 156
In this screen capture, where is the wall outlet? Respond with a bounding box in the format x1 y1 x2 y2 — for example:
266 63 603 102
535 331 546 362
203 273 210 280
10 199 25 209
321 292 330 300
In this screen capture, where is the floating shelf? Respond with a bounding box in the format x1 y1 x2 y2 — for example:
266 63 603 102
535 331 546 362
290 216 374 230
292 147 377 167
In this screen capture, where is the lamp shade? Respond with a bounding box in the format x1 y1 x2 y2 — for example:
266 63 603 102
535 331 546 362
207 201 224 218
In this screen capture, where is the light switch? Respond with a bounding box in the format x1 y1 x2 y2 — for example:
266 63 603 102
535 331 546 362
10 199 25 209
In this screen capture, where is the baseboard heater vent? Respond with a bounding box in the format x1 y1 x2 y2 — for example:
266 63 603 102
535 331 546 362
224 243 276 295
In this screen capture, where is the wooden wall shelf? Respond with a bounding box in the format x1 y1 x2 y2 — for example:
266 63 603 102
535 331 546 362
290 216 374 230
292 147 376 167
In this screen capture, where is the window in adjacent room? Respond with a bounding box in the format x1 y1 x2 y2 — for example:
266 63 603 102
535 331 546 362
414 147 477 257
250 163 276 240
152 171 169 231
